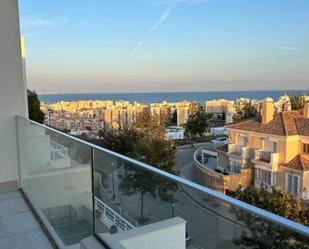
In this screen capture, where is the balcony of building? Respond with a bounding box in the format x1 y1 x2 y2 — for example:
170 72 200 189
252 150 279 169
0 1 308 248
193 147 254 193
5 116 306 249
227 143 253 161
0 190 54 249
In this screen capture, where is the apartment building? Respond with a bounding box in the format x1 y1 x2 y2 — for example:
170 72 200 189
226 98 309 199
176 101 198 126
150 101 175 122
205 99 235 124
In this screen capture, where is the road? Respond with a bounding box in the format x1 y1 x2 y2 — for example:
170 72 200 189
98 143 246 249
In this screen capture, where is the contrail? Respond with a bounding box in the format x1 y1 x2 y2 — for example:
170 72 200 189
130 40 144 56
149 5 175 32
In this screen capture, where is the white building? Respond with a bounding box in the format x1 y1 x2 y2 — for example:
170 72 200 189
165 126 185 140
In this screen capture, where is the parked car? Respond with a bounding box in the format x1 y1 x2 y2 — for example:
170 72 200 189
211 137 228 144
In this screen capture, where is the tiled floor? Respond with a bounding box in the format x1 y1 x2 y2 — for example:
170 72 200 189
0 191 54 249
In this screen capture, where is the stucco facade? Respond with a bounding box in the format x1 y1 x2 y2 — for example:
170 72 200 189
226 99 309 199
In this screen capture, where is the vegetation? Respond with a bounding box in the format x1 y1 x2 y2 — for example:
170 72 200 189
98 109 177 223
98 127 142 156
221 110 226 121
171 110 177 125
184 105 210 138
166 110 177 127
109 225 118 234
233 186 309 248
233 101 258 123
27 90 44 123
290 93 307 110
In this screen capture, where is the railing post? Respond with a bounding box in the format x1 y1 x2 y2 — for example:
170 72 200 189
90 147 96 236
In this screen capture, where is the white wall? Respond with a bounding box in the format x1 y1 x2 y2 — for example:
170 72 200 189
0 0 27 186
100 217 186 249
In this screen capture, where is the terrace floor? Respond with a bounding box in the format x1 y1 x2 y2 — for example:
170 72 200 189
0 190 54 249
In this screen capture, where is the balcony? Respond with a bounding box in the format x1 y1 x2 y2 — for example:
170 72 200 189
0 190 54 249
2 0 308 248
227 144 251 160
0 116 307 249
253 150 279 168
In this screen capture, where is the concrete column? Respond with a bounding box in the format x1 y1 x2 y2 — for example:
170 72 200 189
0 0 27 188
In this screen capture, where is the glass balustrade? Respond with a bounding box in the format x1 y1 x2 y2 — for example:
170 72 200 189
16 116 309 249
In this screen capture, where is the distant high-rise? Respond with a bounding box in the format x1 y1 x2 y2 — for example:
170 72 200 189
176 101 190 126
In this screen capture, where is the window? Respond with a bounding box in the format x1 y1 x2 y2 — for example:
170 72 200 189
302 143 309 154
255 168 272 185
230 161 241 173
286 174 300 195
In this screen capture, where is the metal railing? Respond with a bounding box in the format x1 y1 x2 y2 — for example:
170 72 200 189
96 197 135 232
17 116 309 249
84 191 135 232
50 140 69 160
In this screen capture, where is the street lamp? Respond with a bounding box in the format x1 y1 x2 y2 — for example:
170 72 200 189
171 203 175 217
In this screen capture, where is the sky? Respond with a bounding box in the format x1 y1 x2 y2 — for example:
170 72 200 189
19 0 309 93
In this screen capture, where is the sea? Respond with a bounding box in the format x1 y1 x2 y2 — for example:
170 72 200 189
39 90 309 104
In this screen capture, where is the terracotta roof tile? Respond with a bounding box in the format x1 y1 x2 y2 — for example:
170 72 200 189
281 154 309 172
226 110 309 136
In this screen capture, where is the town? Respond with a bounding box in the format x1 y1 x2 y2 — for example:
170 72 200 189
40 93 309 202
41 93 305 138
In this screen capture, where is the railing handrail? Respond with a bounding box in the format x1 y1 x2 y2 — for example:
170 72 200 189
17 116 309 237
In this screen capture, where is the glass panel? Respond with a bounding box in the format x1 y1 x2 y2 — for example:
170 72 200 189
17 117 93 249
16 117 308 249
93 148 308 249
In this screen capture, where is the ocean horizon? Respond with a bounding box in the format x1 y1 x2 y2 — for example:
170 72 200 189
39 90 309 104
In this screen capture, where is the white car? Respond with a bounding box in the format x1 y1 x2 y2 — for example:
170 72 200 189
211 137 228 145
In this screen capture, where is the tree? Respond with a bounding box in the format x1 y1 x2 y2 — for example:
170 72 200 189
171 110 177 125
98 109 178 223
133 108 166 140
98 127 142 156
233 186 309 248
233 102 258 123
61 128 70 134
166 110 177 127
184 105 209 138
221 110 226 121
27 90 44 123
290 93 306 110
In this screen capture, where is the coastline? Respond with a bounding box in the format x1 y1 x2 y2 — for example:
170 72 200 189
39 90 309 104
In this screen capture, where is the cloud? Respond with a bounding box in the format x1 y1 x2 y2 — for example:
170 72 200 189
130 40 144 56
21 16 68 28
149 5 175 32
276 46 300 52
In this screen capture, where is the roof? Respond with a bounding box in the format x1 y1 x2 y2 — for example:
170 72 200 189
281 154 309 172
226 110 309 136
